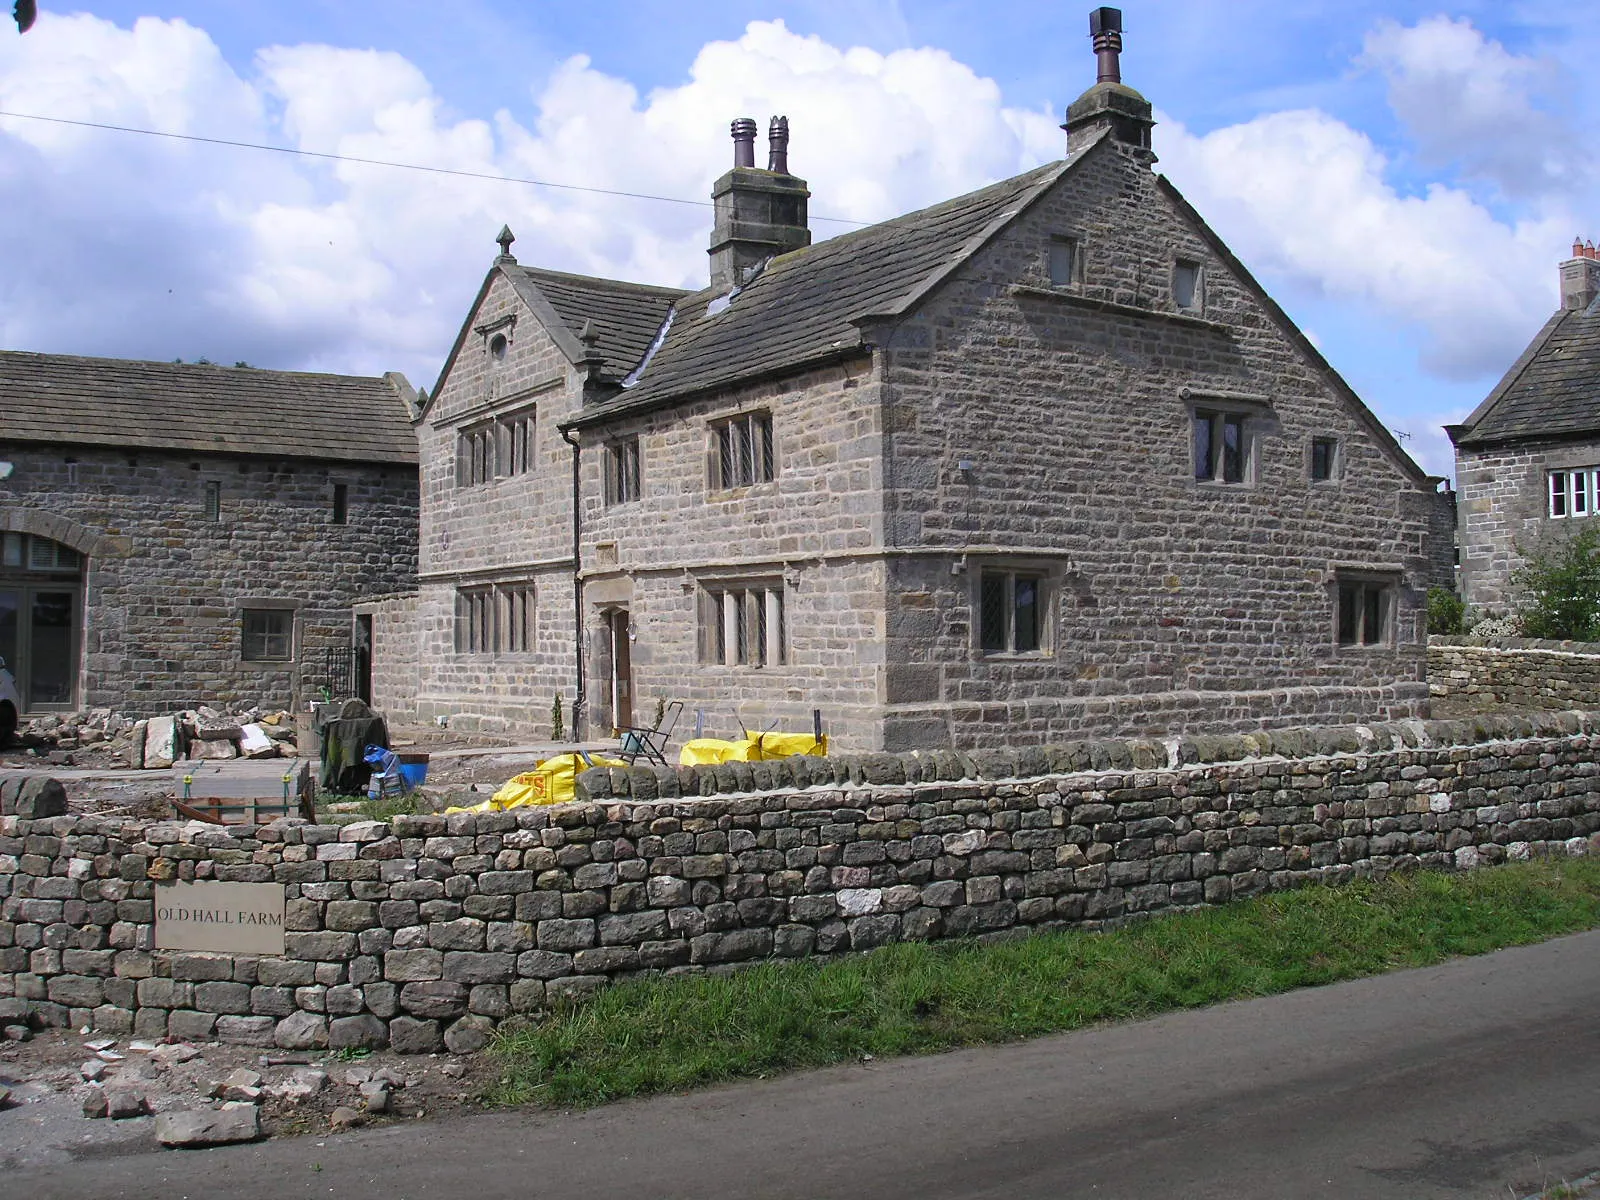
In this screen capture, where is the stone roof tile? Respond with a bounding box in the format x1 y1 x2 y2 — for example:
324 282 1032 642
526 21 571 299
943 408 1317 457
512 267 685 379
1456 301 1600 445
0 351 419 464
568 158 1070 426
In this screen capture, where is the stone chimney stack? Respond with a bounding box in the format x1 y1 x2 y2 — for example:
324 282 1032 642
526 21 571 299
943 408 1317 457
1562 238 1600 311
1063 7 1155 156
708 115 812 293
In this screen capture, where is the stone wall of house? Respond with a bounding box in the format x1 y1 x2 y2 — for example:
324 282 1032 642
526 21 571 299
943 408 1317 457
4 710 1597 1051
0 444 418 716
1455 438 1600 610
410 138 1453 751
356 594 423 725
412 271 588 735
872 136 1438 748
1428 637 1600 714
576 357 889 748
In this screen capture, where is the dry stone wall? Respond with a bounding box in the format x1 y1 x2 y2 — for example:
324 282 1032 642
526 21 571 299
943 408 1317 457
1429 637 1600 714
4 710 1598 1052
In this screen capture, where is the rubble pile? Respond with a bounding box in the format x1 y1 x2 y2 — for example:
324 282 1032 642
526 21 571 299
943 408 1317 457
12 705 299 769
0 1016 479 1152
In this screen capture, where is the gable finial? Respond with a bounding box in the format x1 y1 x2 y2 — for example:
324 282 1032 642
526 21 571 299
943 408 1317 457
495 225 516 263
1090 8 1123 85
579 319 601 351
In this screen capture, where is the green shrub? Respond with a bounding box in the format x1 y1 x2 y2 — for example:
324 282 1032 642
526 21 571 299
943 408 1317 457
1514 526 1600 641
1426 586 1465 635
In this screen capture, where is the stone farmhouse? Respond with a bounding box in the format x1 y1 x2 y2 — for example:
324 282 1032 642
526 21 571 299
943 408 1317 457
0 352 420 719
1449 241 1600 610
376 13 1451 751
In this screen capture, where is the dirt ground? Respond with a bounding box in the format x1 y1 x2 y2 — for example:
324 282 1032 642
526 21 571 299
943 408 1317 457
0 722 605 818
0 1022 510 1168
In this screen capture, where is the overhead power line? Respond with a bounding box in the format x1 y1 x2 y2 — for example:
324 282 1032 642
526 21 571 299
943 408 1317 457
0 108 870 226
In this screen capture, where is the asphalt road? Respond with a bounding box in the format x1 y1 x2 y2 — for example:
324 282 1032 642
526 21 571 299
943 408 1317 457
15 931 1600 1200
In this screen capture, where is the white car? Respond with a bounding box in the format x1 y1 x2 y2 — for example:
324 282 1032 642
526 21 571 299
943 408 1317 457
0 657 18 746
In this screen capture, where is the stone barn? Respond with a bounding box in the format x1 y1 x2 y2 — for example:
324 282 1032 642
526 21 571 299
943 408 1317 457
0 352 420 719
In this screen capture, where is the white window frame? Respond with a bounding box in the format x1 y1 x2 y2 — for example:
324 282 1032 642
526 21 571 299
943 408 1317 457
1549 469 1597 519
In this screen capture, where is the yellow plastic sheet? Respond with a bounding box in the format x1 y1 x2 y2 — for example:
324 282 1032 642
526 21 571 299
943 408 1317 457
677 733 828 767
445 752 623 813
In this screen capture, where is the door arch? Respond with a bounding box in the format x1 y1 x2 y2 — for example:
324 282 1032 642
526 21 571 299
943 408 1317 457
0 532 84 711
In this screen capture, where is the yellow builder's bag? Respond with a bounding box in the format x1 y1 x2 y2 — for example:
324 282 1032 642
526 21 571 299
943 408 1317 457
752 731 828 759
678 738 748 766
677 733 828 767
446 752 622 813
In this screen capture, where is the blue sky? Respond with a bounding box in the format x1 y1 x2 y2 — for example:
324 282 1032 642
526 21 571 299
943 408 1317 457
2 3 1595 478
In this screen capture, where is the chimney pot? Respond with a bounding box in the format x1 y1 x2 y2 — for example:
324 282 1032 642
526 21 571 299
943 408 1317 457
1576 238 1586 259
730 118 757 168
767 115 790 174
1090 6 1124 85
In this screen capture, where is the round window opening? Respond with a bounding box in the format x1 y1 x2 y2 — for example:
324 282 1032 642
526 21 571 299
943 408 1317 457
489 333 508 360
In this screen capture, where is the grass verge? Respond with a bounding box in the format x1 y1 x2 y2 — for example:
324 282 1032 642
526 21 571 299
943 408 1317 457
489 858 1600 1110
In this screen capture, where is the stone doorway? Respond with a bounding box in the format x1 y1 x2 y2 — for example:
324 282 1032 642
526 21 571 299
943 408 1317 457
0 533 84 712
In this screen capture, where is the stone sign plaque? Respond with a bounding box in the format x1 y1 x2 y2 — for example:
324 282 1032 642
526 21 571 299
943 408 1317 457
155 881 286 956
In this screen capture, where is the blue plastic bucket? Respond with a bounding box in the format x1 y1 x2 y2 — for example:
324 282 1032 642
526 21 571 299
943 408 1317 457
398 754 429 789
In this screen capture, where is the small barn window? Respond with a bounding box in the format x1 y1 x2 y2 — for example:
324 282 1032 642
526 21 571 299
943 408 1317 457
1174 260 1202 312
242 609 292 661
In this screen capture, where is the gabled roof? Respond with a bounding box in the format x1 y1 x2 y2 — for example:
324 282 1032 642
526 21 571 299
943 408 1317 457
1451 298 1600 447
511 267 685 379
0 351 419 464
425 262 685 416
566 155 1076 428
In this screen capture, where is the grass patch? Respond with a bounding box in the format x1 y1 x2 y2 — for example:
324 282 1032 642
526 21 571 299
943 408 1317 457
490 858 1600 1109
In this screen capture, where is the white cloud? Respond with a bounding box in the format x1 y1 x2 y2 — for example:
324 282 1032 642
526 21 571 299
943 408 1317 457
0 15 1059 385
1361 15 1584 200
1155 106 1565 381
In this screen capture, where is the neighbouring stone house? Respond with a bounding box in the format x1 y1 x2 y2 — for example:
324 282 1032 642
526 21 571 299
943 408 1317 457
376 14 1451 751
1449 241 1600 611
0 352 420 718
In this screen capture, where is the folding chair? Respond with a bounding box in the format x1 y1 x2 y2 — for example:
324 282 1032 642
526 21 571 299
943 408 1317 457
617 700 683 767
